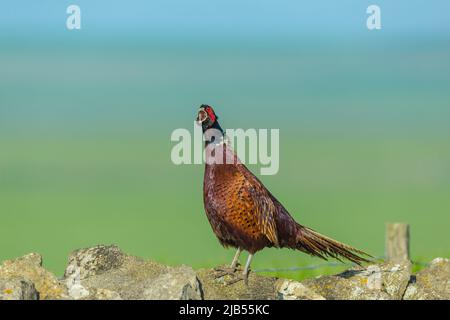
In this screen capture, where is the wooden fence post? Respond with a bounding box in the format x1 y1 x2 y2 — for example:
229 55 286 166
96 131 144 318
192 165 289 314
385 223 410 262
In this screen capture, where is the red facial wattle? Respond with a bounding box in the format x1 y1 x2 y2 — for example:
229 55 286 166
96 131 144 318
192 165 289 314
206 107 216 123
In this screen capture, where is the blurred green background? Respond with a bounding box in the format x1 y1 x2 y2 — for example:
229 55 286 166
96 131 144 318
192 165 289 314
1 1 449 280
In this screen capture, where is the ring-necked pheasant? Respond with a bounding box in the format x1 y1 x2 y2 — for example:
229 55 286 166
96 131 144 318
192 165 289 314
196 104 371 284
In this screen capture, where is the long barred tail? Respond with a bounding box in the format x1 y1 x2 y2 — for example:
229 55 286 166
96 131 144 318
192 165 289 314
295 224 372 265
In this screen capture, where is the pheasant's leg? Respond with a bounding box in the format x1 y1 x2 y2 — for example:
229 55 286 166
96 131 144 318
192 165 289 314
213 248 242 277
230 248 242 269
224 253 254 285
242 253 254 285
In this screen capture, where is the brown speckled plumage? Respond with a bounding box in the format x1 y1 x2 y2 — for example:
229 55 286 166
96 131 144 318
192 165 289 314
198 105 370 274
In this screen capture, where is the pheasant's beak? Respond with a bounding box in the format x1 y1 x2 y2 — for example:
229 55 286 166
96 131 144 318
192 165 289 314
196 109 207 125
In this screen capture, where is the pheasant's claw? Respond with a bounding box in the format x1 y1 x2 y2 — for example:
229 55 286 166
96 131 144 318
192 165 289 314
213 267 237 279
213 268 250 286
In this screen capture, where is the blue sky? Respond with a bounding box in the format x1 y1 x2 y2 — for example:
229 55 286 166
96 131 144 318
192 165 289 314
1 0 449 39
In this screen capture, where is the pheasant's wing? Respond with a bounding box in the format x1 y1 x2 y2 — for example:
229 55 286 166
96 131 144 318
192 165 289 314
235 164 279 246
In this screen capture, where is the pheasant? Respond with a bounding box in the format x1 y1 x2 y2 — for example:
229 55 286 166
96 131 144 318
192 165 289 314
196 104 371 284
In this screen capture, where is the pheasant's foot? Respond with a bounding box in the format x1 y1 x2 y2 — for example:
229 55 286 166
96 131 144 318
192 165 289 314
225 273 248 286
213 268 250 286
213 266 238 279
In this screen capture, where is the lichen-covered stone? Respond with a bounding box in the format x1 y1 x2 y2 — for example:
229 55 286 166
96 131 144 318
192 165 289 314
0 278 39 300
301 261 411 300
64 245 126 281
64 245 202 300
87 288 123 300
404 258 450 300
196 267 277 300
2 245 447 300
143 265 201 300
0 253 68 300
276 279 325 300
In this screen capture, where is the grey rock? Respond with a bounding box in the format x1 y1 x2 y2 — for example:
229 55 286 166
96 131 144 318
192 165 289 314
64 245 126 281
0 278 39 300
88 288 123 300
3 245 447 300
64 245 202 300
196 267 277 300
276 279 325 300
0 253 68 300
404 258 450 300
301 261 411 300
143 265 201 300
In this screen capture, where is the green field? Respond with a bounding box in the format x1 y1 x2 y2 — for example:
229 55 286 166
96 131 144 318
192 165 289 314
1 134 449 279
1 39 449 280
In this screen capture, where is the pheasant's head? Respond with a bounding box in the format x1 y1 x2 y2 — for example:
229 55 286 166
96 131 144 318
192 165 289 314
196 104 221 133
